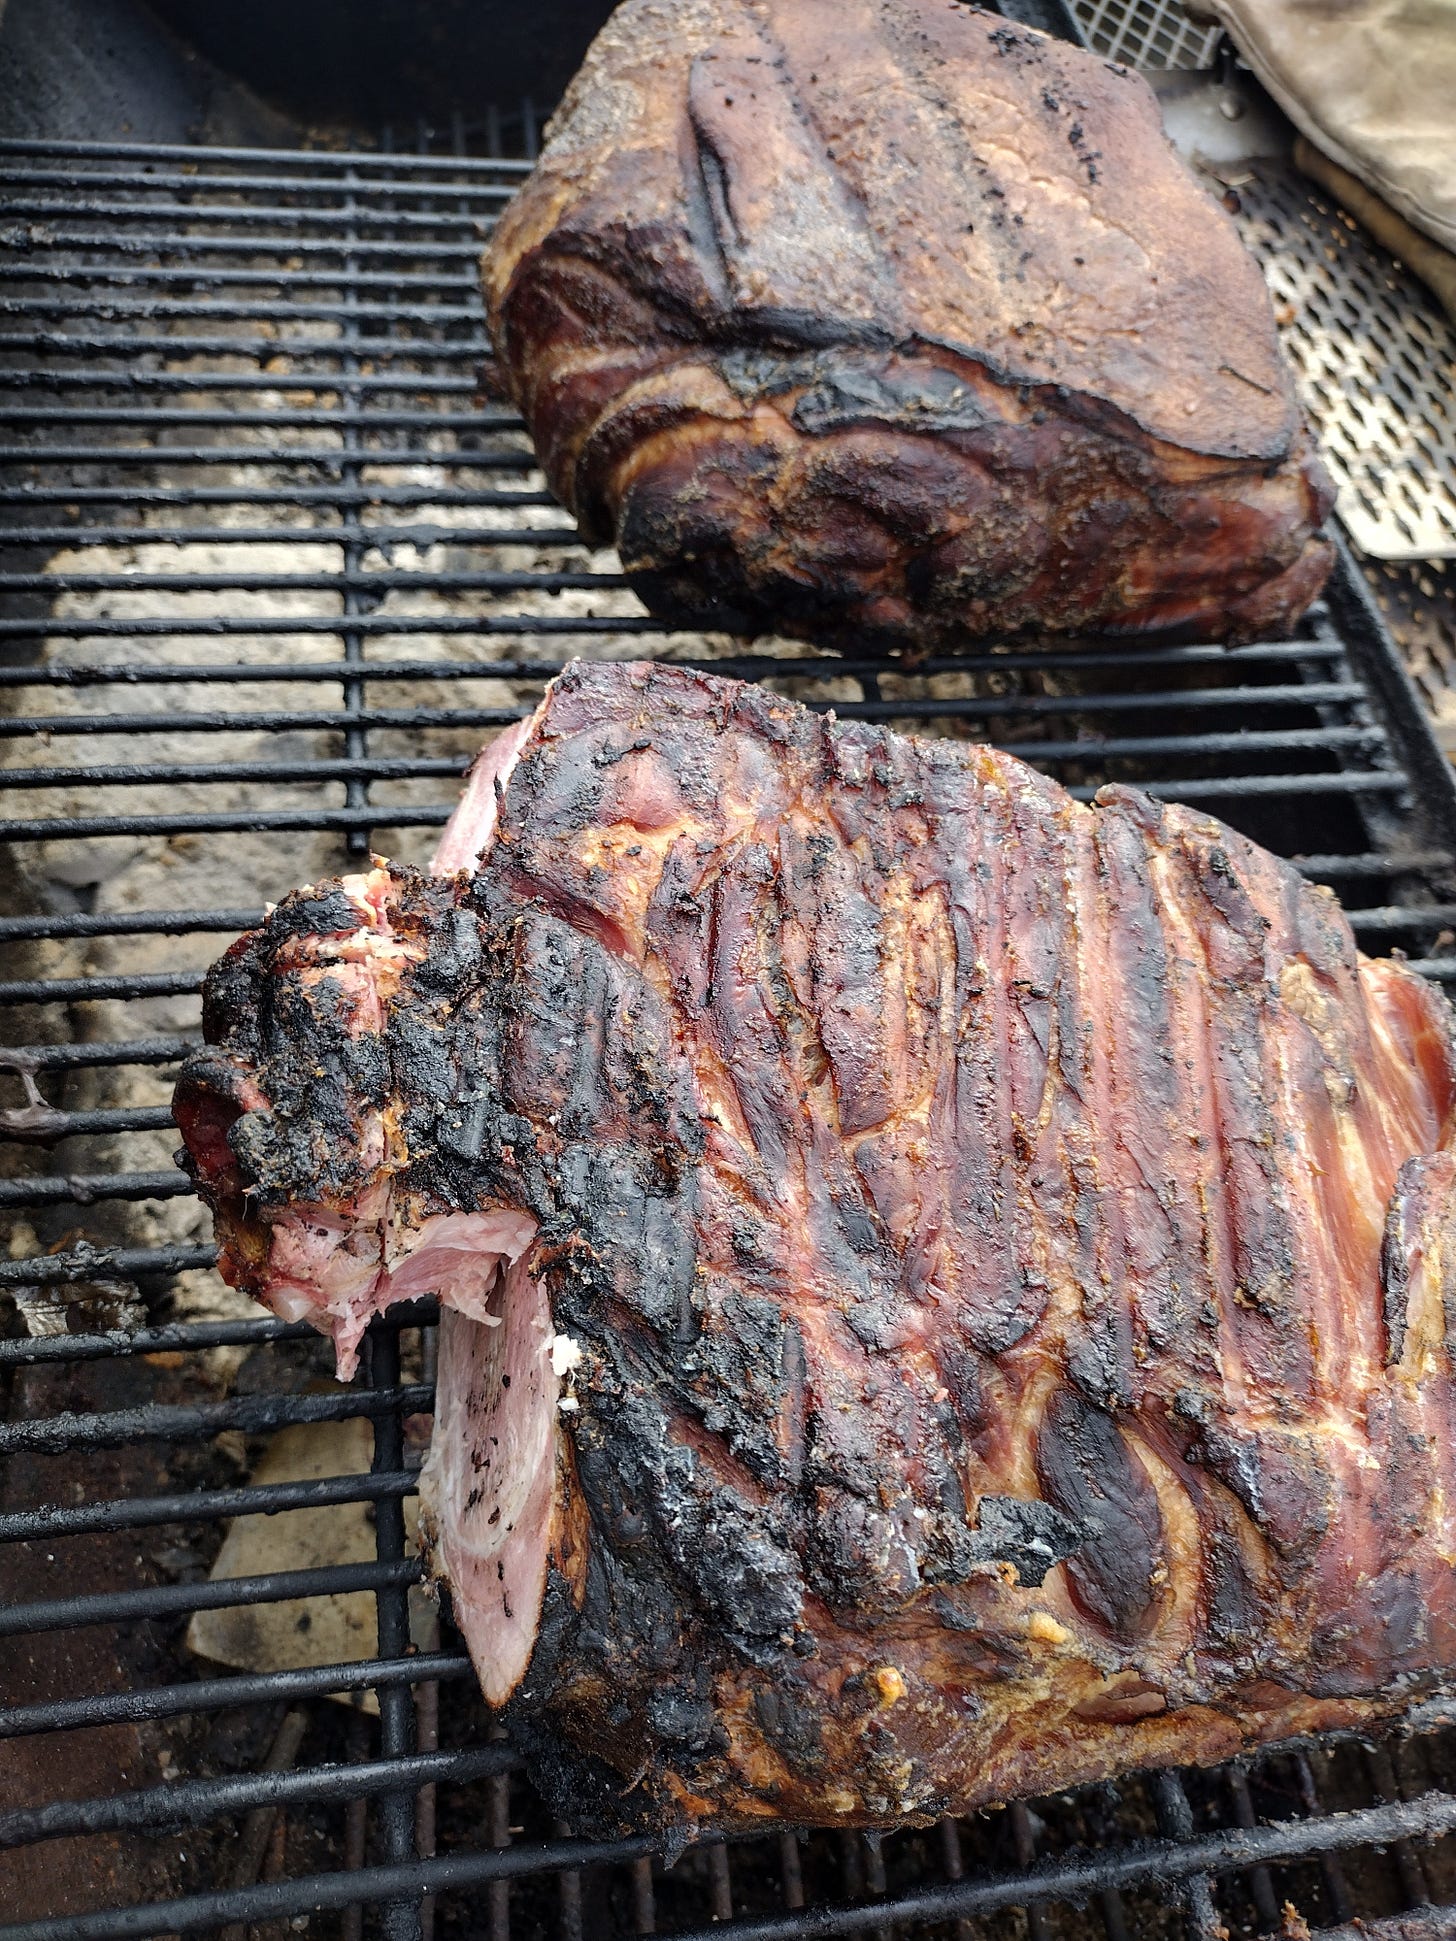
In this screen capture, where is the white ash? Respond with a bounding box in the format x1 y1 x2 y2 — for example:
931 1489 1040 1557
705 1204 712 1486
0 333 854 1329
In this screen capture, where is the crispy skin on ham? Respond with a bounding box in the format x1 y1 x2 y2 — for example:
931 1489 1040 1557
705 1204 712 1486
176 661 1456 1839
483 0 1335 648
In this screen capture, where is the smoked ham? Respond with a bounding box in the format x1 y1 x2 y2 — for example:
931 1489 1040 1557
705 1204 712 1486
176 662 1456 1838
483 0 1336 648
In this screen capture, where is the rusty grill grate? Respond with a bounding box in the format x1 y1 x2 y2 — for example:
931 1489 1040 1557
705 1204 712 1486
5 137 1456 1941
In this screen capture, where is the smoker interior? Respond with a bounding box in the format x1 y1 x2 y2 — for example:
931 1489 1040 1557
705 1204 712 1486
4 124 1456 1941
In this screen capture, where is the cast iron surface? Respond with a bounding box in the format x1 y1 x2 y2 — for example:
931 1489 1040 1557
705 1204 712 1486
3 139 1456 1941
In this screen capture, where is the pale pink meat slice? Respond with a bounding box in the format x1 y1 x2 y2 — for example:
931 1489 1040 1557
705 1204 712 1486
419 1270 561 1704
264 1196 538 1380
432 712 538 874
420 709 566 1699
253 713 559 1702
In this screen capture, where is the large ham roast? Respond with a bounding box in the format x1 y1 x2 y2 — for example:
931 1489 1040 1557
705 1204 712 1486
483 0 1336 649
175 662 1456 1838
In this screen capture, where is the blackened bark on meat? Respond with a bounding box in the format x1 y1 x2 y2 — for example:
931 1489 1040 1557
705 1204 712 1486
483 0 1335 648
178 661 1456 1841
1036 1388 1166 1641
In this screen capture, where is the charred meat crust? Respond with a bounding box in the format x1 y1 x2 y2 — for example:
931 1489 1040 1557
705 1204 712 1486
483 0 1335 648
179 661 1456 1839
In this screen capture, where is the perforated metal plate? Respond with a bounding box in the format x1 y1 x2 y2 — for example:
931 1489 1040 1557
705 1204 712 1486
1226 161 1456 562
1068 0 1456 569
1068 0 1221 69
1364 555 1456 737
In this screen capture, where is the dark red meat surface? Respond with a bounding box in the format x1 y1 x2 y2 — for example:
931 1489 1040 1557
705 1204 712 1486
177 663 1456 1839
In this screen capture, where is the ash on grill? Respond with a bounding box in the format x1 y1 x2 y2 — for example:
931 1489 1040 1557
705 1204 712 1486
4 137 1456 1941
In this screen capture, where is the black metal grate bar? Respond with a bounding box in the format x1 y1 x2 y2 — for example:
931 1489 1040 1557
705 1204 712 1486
0 619 660 645
0 1558 426 1641
0 1745 520 1854
0 166 512 199
0 338 495 363
0 525 580 547
0 642 1351 684
0 1299 435 1354
0 486 559 506
4 1788 1456 1941
3 231 489 260
2 1035 196 1069
0 1102 176 1136
0 195 515 225
0 1383 434 1456
0 908 264 939
0 1470 421 1545
2 409 521 428
0 136 534 169
5 136 1456 1941
0 445 535 466
0 267 481 289
0 1168 194 1206
0 1653 476 1741
5 373 491 395
1151 1772 1222 1939
0 296 484 321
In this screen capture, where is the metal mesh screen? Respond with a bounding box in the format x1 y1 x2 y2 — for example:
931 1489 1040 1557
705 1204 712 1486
4 137 1456 1941
1066 0 1221 69
1364 555 1456 733
1228 163 1456 564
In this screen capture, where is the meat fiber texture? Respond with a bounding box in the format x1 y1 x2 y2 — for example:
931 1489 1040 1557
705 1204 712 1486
176 661 1456 1840
483 0 1336 651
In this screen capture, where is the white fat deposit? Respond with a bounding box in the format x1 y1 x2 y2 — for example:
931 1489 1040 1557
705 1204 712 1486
549 1333 584 1378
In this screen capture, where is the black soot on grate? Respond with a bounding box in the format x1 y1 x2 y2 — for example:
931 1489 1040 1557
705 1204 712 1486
4 123 1456 1941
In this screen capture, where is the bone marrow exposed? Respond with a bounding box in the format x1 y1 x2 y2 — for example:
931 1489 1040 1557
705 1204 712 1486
482 0 1336 649
177 661 1456 1839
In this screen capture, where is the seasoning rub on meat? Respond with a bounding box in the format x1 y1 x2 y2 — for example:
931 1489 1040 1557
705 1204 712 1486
484 0 1335 649
177 662 1456 1840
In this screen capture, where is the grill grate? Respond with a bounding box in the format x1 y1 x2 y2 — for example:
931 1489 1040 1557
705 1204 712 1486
4 137 1456 1941
1229 162 1456 564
